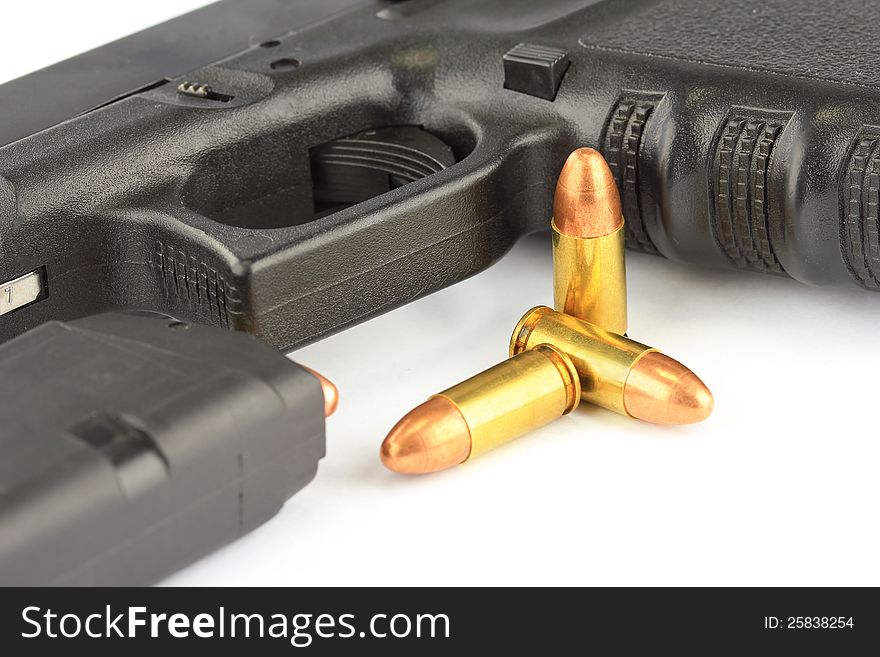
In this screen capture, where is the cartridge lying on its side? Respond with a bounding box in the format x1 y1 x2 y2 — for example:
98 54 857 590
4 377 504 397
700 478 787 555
380 345 580 474
511 306 713 425
552 147 627 334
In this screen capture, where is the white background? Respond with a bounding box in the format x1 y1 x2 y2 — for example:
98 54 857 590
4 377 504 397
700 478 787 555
2 1 878 586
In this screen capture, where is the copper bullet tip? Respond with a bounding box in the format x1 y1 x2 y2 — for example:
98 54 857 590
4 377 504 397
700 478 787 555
623 352 714 425
380 397 471 474
553 147 623 238
303 366 339 417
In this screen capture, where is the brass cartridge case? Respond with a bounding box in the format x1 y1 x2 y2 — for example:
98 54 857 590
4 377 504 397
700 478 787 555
511 306 713 424
436 344 580 460
380 344 580 473
552 222 627 334
552 147 627 334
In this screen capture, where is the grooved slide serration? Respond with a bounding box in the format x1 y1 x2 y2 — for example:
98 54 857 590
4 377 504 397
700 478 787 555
601 95 662 254
711 113 787 274
842 131 880 289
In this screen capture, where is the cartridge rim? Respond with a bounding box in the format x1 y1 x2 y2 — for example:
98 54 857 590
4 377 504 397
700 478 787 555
509 305 553 357
531 343 581 414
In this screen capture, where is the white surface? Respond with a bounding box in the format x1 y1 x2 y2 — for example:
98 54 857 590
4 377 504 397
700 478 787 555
4 3 879 587
167 236 880 587
0 2 214 81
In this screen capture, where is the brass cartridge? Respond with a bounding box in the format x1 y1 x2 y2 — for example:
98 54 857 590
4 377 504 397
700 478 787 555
380 345 580 474
511 306 713 425
552 147 627 334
